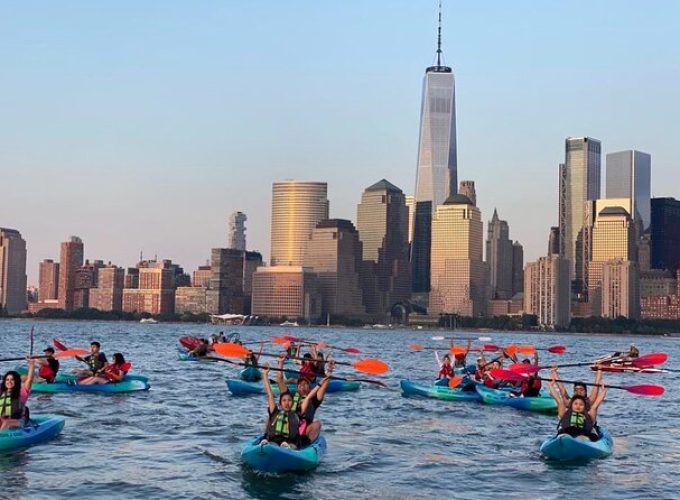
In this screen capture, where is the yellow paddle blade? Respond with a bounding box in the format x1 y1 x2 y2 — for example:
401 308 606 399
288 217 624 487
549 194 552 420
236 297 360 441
352 359 390 375
213 342 249 358
448 376 463 388
408 343 424 352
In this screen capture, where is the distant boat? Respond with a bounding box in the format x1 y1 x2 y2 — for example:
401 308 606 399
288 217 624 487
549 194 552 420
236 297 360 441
280 321 299 327
140 318 158 324
372 324 389 329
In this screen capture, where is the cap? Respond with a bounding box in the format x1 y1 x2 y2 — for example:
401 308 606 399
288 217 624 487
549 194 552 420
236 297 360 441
43 347 55 354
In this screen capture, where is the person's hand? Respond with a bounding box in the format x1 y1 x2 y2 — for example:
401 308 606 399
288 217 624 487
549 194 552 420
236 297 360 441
262 362 270 375
326 360 335 376
277 352 286 367
27 356 36 366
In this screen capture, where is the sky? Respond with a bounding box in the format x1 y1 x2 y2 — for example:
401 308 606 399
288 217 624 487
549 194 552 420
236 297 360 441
2 1 679 286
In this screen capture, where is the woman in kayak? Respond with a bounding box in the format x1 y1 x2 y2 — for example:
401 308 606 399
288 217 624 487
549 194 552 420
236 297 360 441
518 356 542 397
438 354 455 381
78 353 130 385
548 371 606 441
552 367 602 410
0 358 37 430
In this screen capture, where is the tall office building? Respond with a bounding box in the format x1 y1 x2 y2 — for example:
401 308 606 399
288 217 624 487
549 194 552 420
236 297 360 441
411 4 457 295
405 195 415 244
270 181 329 266
58 236 84 311
459 180 476 206
251 266 322 322
650 197 680 274
207 248 246 315
304 219 366 319
357 180 411 319
524 255 571 328
429 194 486 316
548 227 560 256
228 211 247 251
558 137 601 292
486 209 513 299
38 259 60 301
0 228 27 314
512 241 524 296
602 259 639 319
89 265 124 312
122 260 176 315
606 150 651 231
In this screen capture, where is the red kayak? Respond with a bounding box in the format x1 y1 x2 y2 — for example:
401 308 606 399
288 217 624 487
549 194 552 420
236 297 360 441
179 336 214 351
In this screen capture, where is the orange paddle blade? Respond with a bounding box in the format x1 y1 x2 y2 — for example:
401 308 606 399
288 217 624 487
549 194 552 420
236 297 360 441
352 359 389 375
449 346 466 355
505 344 518 356
271 336 293 345
54 348 89 358
409 344 424 352
213 342 250 358
448 376 463 388
516 345 536 355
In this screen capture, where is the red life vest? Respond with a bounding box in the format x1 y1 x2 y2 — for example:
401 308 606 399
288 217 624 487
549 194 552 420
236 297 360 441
299 362 316 383
439 365 454 378
39 364 56 381
104 362 131 382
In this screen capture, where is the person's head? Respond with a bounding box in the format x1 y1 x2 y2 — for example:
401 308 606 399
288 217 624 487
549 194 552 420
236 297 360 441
90 342 101 353
573 381 588 397
570 394 587 413
202 339 209 345
112 353 125 365
279 390 294 410
443 354 451 365
44 347 55 358
1 371 22 398
492 361 501 370
476 357 484 367
522 358 531 365
454 353 465 361
297 378 311 396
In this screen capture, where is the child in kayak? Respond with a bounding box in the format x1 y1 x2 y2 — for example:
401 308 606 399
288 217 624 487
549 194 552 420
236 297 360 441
438 354 455 381
0 359 37 430
75 342 108 377
548 370 606 441
37 347 60 383
78 353 130 385
189 339 210 358
552 367 603 410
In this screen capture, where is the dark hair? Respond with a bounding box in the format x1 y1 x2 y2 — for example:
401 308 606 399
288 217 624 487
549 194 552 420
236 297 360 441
1 371 22 399
112 353 125 365
522 358 531 364
303 353 312 359
279 390 293 403
570 394 587 408
443 354 451 361
91 341 101 349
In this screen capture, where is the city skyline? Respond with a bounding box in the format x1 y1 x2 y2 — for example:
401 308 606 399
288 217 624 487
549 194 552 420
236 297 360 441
2 2 680 285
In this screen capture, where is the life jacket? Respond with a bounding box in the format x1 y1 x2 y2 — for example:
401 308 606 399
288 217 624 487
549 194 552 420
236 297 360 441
521 377 542 397
103 362 131 382
0 392 23 419
291 391 304 413
439 364 454 378
558 409 595 438
299 363 316 383
87 353 106 373
39 359 59 383
266 409 300 443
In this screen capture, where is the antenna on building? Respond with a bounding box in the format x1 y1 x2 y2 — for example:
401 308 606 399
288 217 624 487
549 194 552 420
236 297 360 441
139 250 143 262
436 0 443 68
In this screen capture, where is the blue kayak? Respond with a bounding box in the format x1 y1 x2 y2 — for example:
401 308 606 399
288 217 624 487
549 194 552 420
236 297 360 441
540 427 614 461
226 379 360 396
0 415 65 453
16 365 149 383
31 376 151 394
475 384 557 412
176 349 219 362
241 434 327 473
400 379 481 402
240 366 262 382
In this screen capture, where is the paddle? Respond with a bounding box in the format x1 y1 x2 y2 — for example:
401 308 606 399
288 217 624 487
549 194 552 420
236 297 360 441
53 339 69 351
213 357 388 387
0 348 89 363
29 326 35 357
213 342 389 375
489 369 664 396
510 352 670 375
272 336 361 354
410 343 498 353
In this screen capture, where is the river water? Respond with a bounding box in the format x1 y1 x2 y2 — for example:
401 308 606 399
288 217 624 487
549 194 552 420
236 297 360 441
1 319 678 499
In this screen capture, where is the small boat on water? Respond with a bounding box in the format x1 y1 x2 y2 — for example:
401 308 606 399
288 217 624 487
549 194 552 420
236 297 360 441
540 427 614 461
0 416 66 453
280 321 299 327
140 318 158 324
241 434 327 473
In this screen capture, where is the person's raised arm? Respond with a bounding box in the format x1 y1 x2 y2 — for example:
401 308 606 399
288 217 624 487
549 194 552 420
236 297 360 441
547 370 566 418
590 370 602 404
315 361 335 404
533 351 539 366
261 364 276 413
275 353 287 393
24 357 37 391
589 384 606 421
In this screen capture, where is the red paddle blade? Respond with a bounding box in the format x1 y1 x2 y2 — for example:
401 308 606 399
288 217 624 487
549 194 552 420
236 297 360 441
316 341 327 349
483 344 500 352
53 339 68 351
213 342 249 358
625 384 665 396
54 348 89 358
409 344 424 352
547 345 566 354
631 353 668 368
271 336 297 345
448 376 463 388
352 359 390 375
343 347 361 354
489 368 525 382
508 363 539 374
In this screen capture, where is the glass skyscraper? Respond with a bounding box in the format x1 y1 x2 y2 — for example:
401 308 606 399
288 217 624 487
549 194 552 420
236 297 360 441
606 150 651 231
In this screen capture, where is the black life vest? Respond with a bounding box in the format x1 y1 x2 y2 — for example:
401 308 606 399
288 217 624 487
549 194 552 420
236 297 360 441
0 391 23 419
558 409 595 438
266 409 300 443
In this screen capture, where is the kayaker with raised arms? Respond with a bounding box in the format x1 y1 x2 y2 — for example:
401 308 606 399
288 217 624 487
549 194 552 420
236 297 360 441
0 358 36 430
438 354 454 381
552 367 602 411
548 371 606 441
519 354 542 397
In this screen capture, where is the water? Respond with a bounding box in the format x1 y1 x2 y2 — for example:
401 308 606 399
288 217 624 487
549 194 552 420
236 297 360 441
1 319 679 499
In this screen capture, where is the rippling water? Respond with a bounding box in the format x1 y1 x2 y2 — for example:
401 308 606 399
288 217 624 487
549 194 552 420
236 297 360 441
1 319 679 499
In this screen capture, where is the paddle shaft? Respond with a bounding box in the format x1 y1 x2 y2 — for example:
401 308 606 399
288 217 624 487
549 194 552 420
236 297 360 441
539 376 635 391
0 355 48 362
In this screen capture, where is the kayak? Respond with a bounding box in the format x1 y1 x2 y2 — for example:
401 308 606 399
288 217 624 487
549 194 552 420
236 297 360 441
240 366 262 382
475 384 557 412
226 379 360 396
16 366 150 384
0 415 65 453
31 376 151 394
177 349 219 362
179 335 214 352
241 434 327 473
540 427 614 461
591 364 666 374
400 379 482 402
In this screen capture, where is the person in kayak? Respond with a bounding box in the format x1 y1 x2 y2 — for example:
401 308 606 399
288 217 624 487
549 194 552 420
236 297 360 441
78 353 130 385
189 339 210 358
241 344 263 382
451 340 472 371
548 371 606 441
74 342 108 377
36 347 60 383
0 359 37 430
551 367 603 410
438 354 455 381
518 356 542 397
298 353 318 384
628 344 639 358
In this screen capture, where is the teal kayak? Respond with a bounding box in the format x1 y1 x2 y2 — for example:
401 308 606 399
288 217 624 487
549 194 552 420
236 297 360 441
176 349 219 362
475 384 557 412
16 366 149 383
31 376 150 394
400 379 481 402
0 415 65 453
241 434 327 473
540 427 614 461
240 366 262 382
226 379 360 396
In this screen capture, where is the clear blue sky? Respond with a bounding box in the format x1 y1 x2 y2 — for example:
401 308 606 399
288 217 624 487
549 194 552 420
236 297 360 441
2 1 679 285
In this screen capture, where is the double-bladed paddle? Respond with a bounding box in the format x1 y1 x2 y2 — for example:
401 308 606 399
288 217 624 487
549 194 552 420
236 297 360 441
271 335 361 354
508 352 668 374
0 348 89 363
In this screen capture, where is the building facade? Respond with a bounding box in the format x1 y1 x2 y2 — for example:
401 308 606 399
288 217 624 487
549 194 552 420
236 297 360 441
228 211 247 251
89 266 125 312
38 259 60 302
486 209 513 299
57 236 84 311
606 150 651 231
458 180 476 207
0 228 27 314
175 287 208 315
251 266 321 322
601 259 640 319
122 260 175 315
523 255 571 328
650 197 680 274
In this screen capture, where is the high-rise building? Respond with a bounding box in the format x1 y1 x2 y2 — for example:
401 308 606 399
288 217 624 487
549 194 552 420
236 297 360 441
251 266 321 322
411 5 457 296
405 195 415 244
89 265 124 312
458 180 476 206
524 255 571 328
303 219 365 319
38 259 60 302
175 287 208 315
512 241 524 296
486 209 513 299
0 228 27 314
602 259 639 319
205 249 263 315
606 150 651 231
558 137 601 292
122 260 175 315
641 266 680 320
270 181 329 266
429 194 486 316
650 197 680 274
192 265 212 288
74 259 105 309
58 236 84 311
548 227 560 256
228 211 247 251
356 180 411 319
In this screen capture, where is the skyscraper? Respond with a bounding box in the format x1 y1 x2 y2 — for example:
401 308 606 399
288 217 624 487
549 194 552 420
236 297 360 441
512 241 524 296
38 259 60 302
58 236 84 311
411 4 457 295
606 150 651 231
486 209 513 299
524 255 571 328
0 228 27 314
270 181 329 267
89 265 124 312
228 211 247 251
357 179 411 319
558 137 601 292
650 197 680 274
602 259 640 319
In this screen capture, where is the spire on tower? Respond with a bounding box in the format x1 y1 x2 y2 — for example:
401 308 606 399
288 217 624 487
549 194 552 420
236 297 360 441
436 0 443 68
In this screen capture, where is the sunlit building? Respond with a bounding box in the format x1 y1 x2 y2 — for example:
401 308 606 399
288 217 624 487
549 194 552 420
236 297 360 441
0 228 27 314
251 266 321 322
524 255 571 328
58 236 84 311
